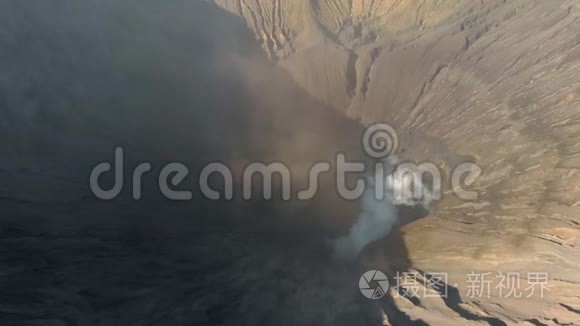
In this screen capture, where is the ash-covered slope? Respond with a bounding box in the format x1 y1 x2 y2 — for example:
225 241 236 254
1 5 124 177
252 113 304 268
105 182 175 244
1 0 580 325
213 0 580 324
0 2 403 325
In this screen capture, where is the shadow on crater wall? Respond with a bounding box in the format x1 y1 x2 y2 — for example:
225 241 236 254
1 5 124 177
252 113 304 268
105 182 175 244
0 1 424 325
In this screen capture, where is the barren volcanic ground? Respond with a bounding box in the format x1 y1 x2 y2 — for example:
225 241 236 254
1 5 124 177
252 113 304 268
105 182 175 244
1 0 580 325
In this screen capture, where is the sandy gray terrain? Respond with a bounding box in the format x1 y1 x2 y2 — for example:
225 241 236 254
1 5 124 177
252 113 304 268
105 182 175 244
211 1 580 324
1 0 580 325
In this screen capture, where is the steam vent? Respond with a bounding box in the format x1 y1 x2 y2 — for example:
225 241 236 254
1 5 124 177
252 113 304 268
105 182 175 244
2 1 580 325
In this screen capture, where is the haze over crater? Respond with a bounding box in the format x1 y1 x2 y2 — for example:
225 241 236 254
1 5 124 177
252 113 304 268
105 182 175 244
1 0 580 324
213 0 580 323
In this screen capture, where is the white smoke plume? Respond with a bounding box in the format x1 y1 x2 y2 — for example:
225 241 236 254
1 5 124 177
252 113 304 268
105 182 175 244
331 156 435 261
